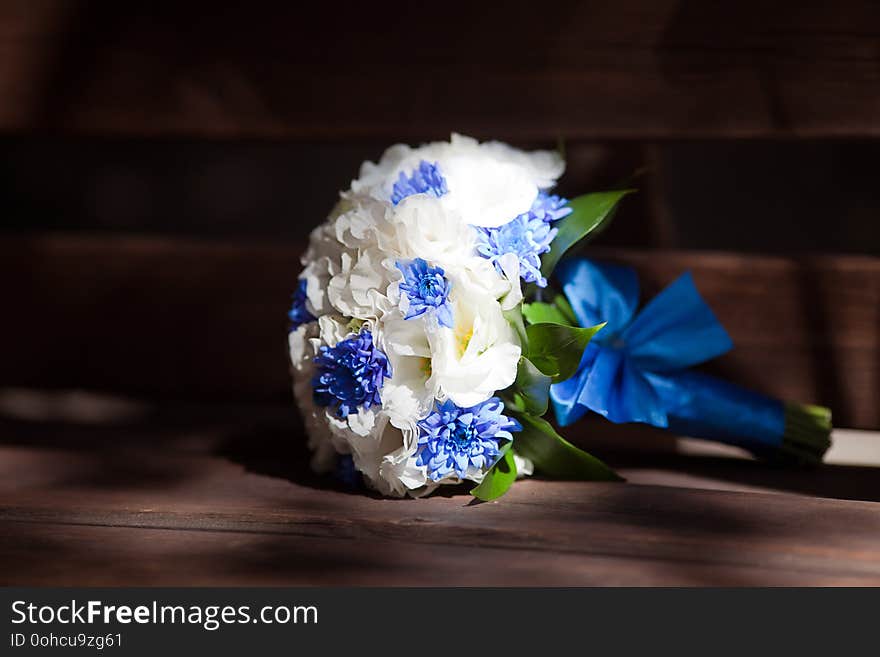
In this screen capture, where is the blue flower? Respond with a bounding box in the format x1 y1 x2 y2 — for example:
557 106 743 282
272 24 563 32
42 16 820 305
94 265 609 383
475 192 571 288
396 258 454 328
288 278 316 329
529 193 573 224
312 329 391 418
416 398 521 481
391 160 448 205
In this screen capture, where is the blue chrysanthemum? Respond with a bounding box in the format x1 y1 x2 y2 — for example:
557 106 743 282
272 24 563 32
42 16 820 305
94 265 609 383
391 160 448 205
416 398 521 481
528 193 573 224
288 278 316 329
475 192 572 288
396 258 454 328
312 329 391 418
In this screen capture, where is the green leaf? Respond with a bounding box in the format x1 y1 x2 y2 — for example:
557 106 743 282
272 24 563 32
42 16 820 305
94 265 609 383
522 295 579 328
513 413 623 481
522 302 571 326
553 294 578 325
525 322 605 383
503 304 529 356
470 443 518 501
540 189 634 279
505 357 552 415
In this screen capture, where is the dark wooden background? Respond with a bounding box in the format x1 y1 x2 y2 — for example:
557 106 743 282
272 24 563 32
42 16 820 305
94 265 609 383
2 237 877 428
2 1 878 139
3 1 880 253
1 0 879 586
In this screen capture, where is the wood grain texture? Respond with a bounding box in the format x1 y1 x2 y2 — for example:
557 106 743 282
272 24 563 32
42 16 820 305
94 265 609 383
2 235 878 427
0 401 879 586
0 1 879 138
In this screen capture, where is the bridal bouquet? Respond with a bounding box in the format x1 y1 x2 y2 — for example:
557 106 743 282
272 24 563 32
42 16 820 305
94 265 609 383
288 134 831 500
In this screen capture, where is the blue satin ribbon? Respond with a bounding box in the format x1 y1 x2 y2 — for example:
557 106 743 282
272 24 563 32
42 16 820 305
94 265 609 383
550 258 785 449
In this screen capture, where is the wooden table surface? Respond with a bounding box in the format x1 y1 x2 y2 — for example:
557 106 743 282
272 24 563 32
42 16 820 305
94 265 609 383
2 395 879 586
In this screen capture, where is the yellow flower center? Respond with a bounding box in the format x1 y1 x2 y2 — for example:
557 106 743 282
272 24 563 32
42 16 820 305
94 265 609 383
455 326 474 358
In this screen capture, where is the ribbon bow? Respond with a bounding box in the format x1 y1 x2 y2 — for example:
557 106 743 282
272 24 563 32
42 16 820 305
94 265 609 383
548 258 831 462
550 258 733 428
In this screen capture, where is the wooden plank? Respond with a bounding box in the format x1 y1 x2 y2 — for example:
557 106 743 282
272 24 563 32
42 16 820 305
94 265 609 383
1 430 880 585
4 139 880 256
1 394 877 502
8 520 876 587
2 235 878 427
0 1 879 138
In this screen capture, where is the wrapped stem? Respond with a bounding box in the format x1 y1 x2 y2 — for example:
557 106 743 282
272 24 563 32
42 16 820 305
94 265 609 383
765 403 832 465
655 371 832 464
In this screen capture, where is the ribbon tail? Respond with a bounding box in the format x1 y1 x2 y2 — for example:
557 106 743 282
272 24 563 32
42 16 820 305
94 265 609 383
647 370 832 463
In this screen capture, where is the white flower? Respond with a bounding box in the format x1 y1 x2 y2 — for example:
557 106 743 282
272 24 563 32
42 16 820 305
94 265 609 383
351 133 565 228
332 194 384 249
377 194 476 268
375 423 436 497
440 133 566 229
351 143 414 197
314 314 349 349
300 258 333 317
456 252 523 311
346 417 434 497
478 137 565 190
344 411 389 477
439 149 538 228
378 445 434 497
327 247 392 321
513 453 535 478
300 222 346 316
345 407 380 437
379 312 437 435
302 221 344 265
288 324 311 371
428 275 521 407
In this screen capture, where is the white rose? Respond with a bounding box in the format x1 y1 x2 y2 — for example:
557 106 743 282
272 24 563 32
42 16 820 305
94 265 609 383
477 136 565 190
438 151 538 227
